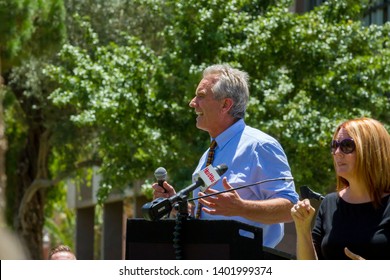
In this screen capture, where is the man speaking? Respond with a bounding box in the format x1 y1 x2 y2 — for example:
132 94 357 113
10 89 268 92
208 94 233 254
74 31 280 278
152 64 299 248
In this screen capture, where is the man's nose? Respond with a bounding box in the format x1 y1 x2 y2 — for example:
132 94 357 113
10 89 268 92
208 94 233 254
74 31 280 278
189 97 197 107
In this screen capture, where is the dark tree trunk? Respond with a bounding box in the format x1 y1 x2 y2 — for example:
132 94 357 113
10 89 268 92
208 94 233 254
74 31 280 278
9 85 50 260
14 132 46 260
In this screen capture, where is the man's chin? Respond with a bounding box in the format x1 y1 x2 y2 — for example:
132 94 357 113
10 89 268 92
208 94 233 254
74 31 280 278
196 123 208 132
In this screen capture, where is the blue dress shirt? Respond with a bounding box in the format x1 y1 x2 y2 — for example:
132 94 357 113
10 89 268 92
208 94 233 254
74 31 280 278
192 119 299 248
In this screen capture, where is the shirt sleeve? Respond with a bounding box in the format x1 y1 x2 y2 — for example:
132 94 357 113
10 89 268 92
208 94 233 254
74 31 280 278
248 140 299 204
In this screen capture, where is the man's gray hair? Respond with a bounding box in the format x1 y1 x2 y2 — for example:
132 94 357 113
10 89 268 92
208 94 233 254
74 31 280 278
203 64 249 119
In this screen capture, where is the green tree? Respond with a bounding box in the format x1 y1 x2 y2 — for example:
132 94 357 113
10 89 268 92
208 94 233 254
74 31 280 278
47 27 164 194
47 0 284 198
233 0 390 193
3 0 168 259
153 0 390 194
1 0 66 259
51 0 389 198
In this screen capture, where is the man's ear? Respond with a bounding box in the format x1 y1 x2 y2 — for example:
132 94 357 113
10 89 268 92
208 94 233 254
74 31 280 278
221 98 234 113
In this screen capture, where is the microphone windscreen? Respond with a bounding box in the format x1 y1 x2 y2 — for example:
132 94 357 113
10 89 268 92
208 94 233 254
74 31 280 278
300 185 311 199
300 185 324 200
215 164 228 176
154 167 167 181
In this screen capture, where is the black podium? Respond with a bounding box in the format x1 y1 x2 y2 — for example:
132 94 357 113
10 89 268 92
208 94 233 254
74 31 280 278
125 218 264 260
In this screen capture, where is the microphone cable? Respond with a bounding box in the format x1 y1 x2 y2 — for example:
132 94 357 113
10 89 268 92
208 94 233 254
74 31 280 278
188 176 294 202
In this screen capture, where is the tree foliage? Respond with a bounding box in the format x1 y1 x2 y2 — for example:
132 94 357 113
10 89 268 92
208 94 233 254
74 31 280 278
47 24 165 195
154 0 390 194
236 1 390 192
0 0 65 71
49 0 389 196
1 0 66 260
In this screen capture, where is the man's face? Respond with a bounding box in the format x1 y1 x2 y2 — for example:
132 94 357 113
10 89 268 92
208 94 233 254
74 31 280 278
189 75 225 136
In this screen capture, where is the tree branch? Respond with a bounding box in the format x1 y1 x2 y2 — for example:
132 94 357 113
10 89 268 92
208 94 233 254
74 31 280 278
18 159 101 232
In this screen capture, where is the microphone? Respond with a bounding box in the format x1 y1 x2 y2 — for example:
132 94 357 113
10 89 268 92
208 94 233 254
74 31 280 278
300 185 324 201
154 167 168 193
142 164 228 221
176 163 228 198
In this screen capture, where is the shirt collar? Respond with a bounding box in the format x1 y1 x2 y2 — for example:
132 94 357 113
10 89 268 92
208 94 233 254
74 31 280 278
212 119 245 150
